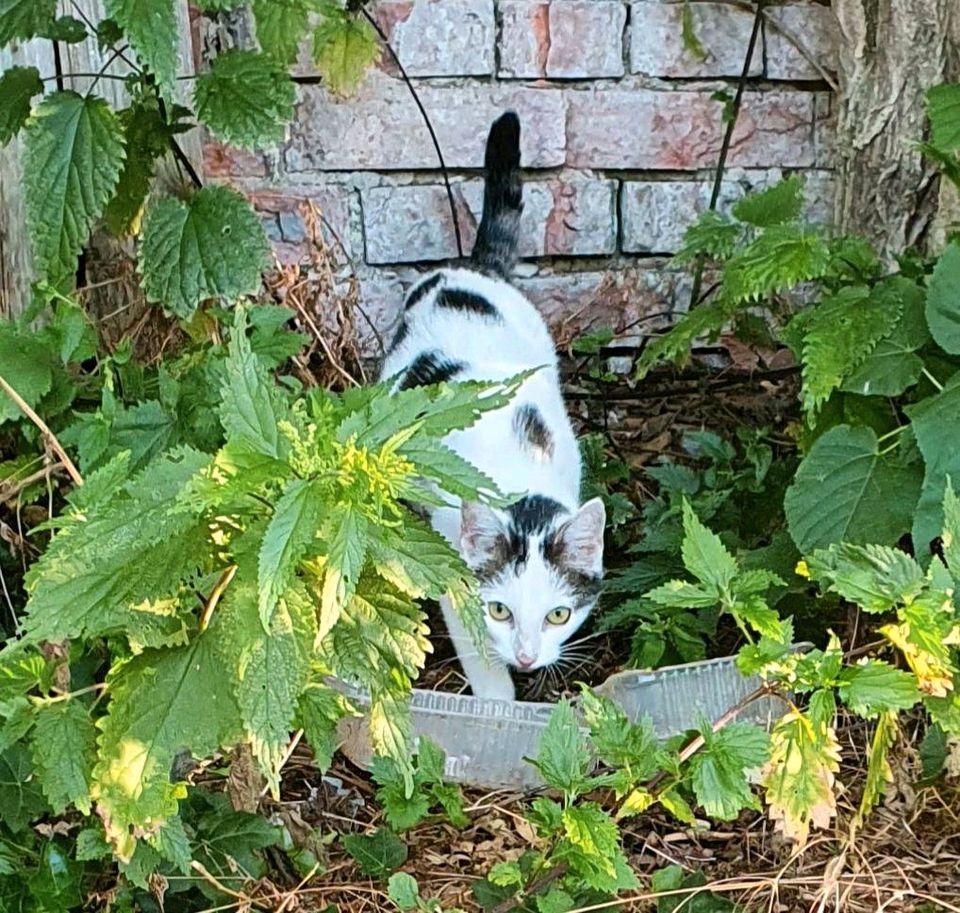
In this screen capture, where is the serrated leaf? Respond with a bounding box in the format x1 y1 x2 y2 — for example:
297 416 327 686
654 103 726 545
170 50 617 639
219 581 316 791
42 15 87 42
941 479 960 584
838 661 920 718
636 299 735 380
858 711 897 822
906 374 960 551
561 802 619 874
681 499 737 591
927 83 960 152
689 722 769 820
645 579 720 609
784 425 921 552
0 322 55 424
254 0 313 64
319 503 367 638
0 0 56 43
258 479 322 628
30 701 96 814
881 592 959 699
674 209 742 263
806 543 925 613
580 688 658 781
926 242 960 354
105 0 178 98
140 186 270 317
722 225 830 303
761 710 839 846
530 701 591 796
298 684 355 772
0 744 48 832
733 594 786 641
0 66 43 146
798 286 901 415
91 634 242 861
400 441 502 503
24 92 125 285
732 175 804 227
313 1 379 96
342 827 407 877
194 49 296 150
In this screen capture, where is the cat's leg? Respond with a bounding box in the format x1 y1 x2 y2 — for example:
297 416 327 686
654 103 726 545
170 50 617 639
439 595 515 701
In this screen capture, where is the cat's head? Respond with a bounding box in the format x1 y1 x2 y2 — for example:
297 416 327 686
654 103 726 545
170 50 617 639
459 495 606 671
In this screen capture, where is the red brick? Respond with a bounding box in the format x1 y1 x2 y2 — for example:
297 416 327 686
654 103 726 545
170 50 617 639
286 74 566 171
248 186 354 263
765 3 838 81
202 139 267 178
630 2 762 78
566 89 815 169
498 1 549 78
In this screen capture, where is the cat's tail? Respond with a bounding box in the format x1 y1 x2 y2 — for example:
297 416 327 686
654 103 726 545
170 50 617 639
471 111 522 279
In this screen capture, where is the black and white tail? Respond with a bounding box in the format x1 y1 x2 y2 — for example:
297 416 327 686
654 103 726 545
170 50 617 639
471 112 522 279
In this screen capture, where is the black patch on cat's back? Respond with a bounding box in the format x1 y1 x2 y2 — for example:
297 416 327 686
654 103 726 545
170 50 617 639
388 319 409 353
405 273 443 310
513 405 554 459
436 288 501 321
398 351 466 390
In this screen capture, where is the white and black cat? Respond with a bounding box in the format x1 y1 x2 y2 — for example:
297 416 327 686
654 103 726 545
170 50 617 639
380 112 606 701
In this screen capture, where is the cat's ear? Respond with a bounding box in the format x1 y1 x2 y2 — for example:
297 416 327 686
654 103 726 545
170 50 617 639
460 501 505 568
554 497 606 576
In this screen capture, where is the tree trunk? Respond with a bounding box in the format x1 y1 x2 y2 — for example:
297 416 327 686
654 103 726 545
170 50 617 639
832 0 960 261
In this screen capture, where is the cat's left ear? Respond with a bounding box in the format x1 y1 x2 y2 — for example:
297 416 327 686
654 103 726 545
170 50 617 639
554 498 606 576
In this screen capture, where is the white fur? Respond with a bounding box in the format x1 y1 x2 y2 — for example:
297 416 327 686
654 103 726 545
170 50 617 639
381 268 602 701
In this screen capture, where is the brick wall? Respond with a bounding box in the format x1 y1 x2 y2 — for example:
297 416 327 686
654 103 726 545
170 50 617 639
193 0 837 354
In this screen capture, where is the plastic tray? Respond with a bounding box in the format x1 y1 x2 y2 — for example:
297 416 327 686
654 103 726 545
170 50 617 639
336 653 784 790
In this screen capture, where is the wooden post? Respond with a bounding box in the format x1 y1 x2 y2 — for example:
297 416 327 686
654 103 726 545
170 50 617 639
0 0 199 320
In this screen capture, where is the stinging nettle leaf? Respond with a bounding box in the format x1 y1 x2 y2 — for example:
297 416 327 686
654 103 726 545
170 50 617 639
104 0 179 99
838 661 920 718
313 0 379 96
0 0 57 44
927 83 960 152
681 499 737 592
194 49 296 150
732 175 804 228
254 0 313 64
925 242 960 354
139 185 270 317
342 827 408 877
30 701 96 815
0 66 43 146
24 92 126 286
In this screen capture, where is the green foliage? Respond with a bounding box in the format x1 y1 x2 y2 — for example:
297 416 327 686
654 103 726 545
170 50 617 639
732 174 804 228
139 186 272 317
194 49 296 149
343 827 408 877
0 66 42 145
104 0 179 98
926 83 960 151
313 0 380 95
924 242 960 353
0 0 57 45
254 0 314 64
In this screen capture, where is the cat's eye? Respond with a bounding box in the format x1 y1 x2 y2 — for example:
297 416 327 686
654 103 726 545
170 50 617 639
546 607 572 626
487 602 513 622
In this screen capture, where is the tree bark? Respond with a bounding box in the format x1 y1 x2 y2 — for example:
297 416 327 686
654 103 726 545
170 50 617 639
832 0 960 261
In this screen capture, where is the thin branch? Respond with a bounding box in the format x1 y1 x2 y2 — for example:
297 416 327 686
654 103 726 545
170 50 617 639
359 8 465 260
0 375 83 487
0 462 65 507
200 565 238 632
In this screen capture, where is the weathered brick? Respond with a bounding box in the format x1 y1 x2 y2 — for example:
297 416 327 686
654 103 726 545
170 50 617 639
249 186 354 263
630 2 761 78
361 178 617 264
566 89 815 169
373 0 495 77
765 3 838 81
500 1 625 79
518 269 691 342
202 138 267 178
286 74 566 171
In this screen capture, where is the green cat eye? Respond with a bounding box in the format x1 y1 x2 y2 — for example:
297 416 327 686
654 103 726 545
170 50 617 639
546 607 572 626
487 602 513 622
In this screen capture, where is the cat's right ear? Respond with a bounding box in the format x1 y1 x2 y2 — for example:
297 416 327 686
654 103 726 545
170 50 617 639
460 502 505 568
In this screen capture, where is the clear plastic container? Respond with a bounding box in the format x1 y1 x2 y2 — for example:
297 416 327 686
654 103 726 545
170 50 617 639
336 653 784 790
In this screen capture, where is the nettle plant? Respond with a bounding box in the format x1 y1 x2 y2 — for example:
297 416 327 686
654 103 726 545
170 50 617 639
0 0 377 323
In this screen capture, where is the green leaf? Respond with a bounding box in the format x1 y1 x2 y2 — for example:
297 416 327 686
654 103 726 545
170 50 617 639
29 701 96 815
732 175 804 227
218 581 316 790
680 0 707 61
0 0 57 44
561 802 619 874
194 49 296 150
798 286 901 415
24 92 125 285
105 0 178 98
0 66 43 146
529 701 591 796
536 890 576 913
388 871 420 911
920 724 948 780
320 503 368 638
722 225 830 303
139 186 270 317
643 579 720 609
579 688 658 780
42 15 87 42
926 242 960 354
941 479 960 584
91 633 242 861
254 0 313 64
859 711 897 822
372 760 432 831
342 827 408 877
674 209 742 263
806 543 925 613
906 374 960 551
681 499 737 591
0 744 49 832
258 479 321 628
838 661 920 718
689 722 769 820
636 299 735 380
313 0 379 95
298 685 355 772
0 322 55 424
784 425 921 552
927 83 960 152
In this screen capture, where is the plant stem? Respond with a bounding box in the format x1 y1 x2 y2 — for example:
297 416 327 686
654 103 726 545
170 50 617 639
32 683 107 705
922 367 945 392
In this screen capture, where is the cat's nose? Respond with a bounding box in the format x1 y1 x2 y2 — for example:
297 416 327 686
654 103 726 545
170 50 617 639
516 652 536 668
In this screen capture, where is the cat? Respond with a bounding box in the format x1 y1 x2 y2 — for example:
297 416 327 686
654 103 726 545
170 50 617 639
379 112 606 702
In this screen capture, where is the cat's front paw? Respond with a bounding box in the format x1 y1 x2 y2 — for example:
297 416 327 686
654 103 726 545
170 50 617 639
470 670 516 703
